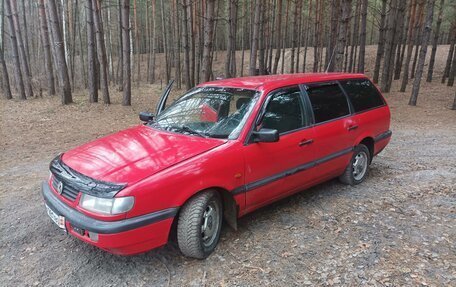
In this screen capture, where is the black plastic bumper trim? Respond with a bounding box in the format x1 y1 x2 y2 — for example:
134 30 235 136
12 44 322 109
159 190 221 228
42 181 178 234
374 130 392 142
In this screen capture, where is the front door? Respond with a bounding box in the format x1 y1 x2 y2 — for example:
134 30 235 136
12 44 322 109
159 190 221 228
243 86 317 212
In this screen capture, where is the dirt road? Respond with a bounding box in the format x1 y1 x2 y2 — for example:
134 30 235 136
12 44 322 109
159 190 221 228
1 75 455 285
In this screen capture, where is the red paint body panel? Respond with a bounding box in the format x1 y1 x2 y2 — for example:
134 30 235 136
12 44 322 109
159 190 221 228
62 125 225 184
44 73 391 255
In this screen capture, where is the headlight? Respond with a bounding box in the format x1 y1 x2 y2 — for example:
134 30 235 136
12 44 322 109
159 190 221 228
79 194 134 215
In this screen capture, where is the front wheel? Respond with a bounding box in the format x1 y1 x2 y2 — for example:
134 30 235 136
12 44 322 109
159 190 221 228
339 144 370 186
177 190 222 259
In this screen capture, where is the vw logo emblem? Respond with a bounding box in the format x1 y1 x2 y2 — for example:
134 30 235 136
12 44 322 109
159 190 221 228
57 181 64 194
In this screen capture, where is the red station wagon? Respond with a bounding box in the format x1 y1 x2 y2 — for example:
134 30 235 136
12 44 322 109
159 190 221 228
42 73 391 258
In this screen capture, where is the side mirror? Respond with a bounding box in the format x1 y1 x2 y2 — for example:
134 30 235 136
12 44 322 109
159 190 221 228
252 128 279 143
139 112 154 122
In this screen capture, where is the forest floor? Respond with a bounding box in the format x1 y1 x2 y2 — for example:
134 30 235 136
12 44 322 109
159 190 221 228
1 46 455 286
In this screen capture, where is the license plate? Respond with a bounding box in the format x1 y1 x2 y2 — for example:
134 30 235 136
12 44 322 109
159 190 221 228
46 204 66 230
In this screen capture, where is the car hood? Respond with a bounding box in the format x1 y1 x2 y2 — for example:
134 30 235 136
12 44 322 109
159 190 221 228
62 125 225 184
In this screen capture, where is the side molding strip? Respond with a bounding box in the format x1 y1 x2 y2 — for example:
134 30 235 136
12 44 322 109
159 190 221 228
232 147 354 195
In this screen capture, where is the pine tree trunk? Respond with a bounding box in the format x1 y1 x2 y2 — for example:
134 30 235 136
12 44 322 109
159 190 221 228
39 0 55 96
335 0 352 72
373 0 387 83
189 0 196 85
4 0 26 99
426 0 444 82
182 0 191 89
442 30 455 83
268 0 276 72
448 45 456 86
0 46 12 99
290 0 299 73
302 0 312 72
0 0 12 100
249 0 261 76
357 0 368 73
21 0 30 62
409 0 435 106
295 1 302 73
394 0 413 80
172 0 181 88
225 0 237 78
150 0 156 84
10 0 33 98
349 0 360 73
0 0 11 99
47 0 72 104
160 0 170 83
313 0 320 72
77 5 87 88
201 0 215 81
258 2 266 75
92 0 109 104
121 0 131 105
146 1 151 83
388 0 406 83
281 0 289 74
326 0 337 72
117 0 123 90
86 0 97 102
380 0 399 93
240 0 247 76
411 4 425 79
401 0 418 92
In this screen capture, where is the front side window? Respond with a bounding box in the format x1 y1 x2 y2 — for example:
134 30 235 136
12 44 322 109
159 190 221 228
261 87 306 134
306 83 350 124
152 87 258 139
339 79 385 113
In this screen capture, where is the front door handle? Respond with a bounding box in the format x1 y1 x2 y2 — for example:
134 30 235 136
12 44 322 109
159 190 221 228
299 139 314 146
347 125 358 131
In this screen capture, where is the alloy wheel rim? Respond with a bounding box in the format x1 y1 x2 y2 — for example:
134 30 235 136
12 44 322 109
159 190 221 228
352 151 368 181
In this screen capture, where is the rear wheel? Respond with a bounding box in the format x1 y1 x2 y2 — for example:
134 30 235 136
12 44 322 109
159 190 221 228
177 190 222 259
339 144 370 185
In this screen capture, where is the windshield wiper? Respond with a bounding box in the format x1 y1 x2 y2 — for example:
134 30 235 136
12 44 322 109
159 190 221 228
170 125 207 138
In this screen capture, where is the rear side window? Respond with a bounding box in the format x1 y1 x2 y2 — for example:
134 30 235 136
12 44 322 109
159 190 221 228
340 79 385 113
306 83 350 124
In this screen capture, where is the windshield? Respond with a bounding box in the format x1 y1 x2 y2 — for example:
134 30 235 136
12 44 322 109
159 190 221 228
150 87 258 139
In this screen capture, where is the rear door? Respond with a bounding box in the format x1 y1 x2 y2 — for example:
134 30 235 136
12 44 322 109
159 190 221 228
243 86 317 212
302 82 356 180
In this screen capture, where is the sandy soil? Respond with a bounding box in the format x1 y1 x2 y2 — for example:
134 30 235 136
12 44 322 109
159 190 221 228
0 46 455 286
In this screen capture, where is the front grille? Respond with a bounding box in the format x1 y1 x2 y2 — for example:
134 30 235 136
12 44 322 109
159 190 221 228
49 155 126 199
51 176 80 201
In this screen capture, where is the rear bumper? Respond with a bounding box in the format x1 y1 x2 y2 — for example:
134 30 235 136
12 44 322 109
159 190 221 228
42 181 178 255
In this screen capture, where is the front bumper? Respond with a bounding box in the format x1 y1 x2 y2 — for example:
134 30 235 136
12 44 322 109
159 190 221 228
42 181 178 255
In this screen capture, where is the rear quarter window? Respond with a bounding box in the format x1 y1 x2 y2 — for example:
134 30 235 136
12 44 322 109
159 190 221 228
340 79 385 113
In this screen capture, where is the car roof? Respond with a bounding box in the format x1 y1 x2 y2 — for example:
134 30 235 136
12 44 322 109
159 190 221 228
198 73 367 91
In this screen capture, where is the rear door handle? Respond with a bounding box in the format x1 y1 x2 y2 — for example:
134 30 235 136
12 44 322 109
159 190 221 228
348 125 358 131
299 139 314 146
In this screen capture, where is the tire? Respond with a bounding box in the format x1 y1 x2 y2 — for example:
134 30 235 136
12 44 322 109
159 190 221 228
177 190 222 259
339 144 371 186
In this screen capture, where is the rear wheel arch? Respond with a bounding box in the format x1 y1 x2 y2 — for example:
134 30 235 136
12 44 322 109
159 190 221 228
358 137 374 163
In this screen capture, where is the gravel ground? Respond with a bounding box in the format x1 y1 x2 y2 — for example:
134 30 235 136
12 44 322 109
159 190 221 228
1 51 455 286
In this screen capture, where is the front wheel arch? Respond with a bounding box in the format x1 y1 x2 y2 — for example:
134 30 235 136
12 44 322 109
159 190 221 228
169 187 238 241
